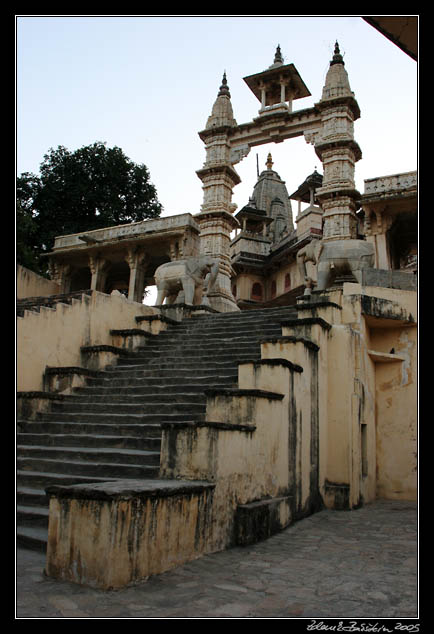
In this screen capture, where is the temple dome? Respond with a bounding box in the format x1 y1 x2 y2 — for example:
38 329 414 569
250 154 294 238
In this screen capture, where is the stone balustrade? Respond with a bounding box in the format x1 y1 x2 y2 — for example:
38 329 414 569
364 171 417 195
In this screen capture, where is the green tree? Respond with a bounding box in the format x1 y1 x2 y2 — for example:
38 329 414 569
17 142 163 275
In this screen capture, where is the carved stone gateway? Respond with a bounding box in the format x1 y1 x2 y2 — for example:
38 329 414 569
46 44 376 310
197 43 375 303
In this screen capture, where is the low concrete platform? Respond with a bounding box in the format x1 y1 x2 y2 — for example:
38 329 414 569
16 499 419 620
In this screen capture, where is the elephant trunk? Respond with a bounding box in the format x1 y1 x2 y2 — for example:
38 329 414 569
205 261 219 294
297 251 308 282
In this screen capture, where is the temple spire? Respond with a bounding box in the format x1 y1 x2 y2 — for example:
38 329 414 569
218 71 231 97
330 41 344 66
274 44 283 65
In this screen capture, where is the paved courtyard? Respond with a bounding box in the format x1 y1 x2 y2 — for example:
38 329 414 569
16 499 418 620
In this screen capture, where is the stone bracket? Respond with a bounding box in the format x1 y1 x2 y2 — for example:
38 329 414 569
43 366 104 395
80 344 140 371
109 328 155 350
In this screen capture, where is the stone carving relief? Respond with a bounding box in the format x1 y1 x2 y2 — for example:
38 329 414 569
230 144 251 165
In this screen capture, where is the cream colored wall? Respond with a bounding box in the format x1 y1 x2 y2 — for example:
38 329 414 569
234 257 310 304
160 387 290 552
17 291 156 392
267 259 304 300
370 325 417 500
17 264 61 299
259 337 318 513
235 273 265 301
336 284 417 502
46 486 215 589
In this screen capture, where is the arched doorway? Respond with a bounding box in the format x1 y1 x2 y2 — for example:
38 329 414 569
104 261 131 297
69 267 92 292
387 213 417 271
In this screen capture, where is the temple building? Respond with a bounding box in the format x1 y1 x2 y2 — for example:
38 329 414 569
230 155 417 309
231 157 325 308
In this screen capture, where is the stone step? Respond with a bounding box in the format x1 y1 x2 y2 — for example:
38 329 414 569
16 504 48 526
93 365 238 380
155 327 284 341
113 351 260 365
48 399 206 415
176 306 297 322
17 456 160 479
17 290 93 318
178 318 297 333
73 382 234 397
173 317 290 329
17 432 161 451
62 393 207 405
17 469 122 489
17 444 161 466
84 373 238 386
18 420 164 437
17 486 48 507
134 344 262 364
17 525 50 552
142 328 284 344
36 411 201 424
110 357 259 372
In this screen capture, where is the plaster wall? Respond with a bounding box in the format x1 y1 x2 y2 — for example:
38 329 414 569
160 389 290 552
235 273 265 302
333 284 417 502
259 338 318 514
17 291 156 392
46 482 215 590
17 264 61 299
267 257 315 302
370 325 417 500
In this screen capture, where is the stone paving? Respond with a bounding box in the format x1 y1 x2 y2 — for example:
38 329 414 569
16 499 419 620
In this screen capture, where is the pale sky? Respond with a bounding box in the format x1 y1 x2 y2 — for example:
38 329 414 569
16 15 418 219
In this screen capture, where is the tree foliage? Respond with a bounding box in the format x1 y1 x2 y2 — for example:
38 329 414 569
17 142 163 275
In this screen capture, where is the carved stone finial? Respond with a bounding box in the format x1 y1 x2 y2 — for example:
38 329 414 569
274 44 283 65
218 71 231 97
330 40 344 66
266 153 274 170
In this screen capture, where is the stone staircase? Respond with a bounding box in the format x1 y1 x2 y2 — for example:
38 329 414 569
17 304 298 552
17 290 94 317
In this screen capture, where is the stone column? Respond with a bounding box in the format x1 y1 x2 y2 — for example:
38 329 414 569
196 73 241 312
313 43 362 244
260 83 266 109
48 260 71 293
88 255 109 293
125 247 149 303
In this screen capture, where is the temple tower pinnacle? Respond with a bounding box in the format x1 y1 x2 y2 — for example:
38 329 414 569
196 73 241 312
313 42 362 241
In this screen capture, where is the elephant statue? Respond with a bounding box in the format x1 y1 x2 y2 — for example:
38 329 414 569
296 239 323 284
297 238 375 291
316 239 375 291
154 256 220 306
